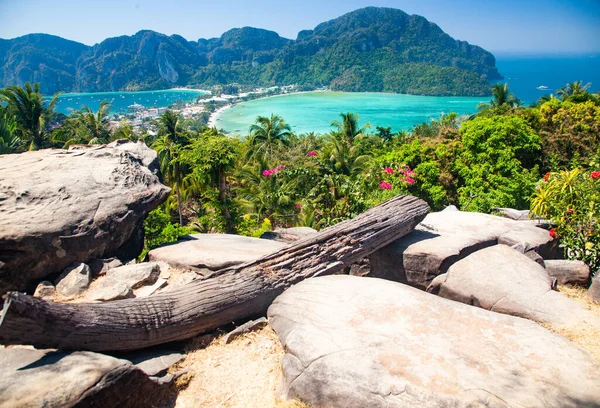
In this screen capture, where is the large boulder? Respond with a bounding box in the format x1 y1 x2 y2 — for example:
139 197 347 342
268 275 600 408
148 234 287 274
544 259 590 286
369 210 557 289
0 141 170 296
427 245 600 329
0 347 171 408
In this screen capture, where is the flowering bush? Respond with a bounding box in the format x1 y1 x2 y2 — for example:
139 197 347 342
237 215 273 238
262 165 286 177
531 167 600 276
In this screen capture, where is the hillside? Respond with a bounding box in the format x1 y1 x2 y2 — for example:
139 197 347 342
0 7 502 96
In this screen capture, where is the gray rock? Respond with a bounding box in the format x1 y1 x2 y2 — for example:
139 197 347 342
492 207 531 220
511 242 546 266
260 227 317 243
89 257 123 276
369 210 557 289
268 275 600 408
134 277 168 298
124 350 185 377
85 279 134 301
55 263 91 300
427 245 599 329
0 141 170 296
33 281 55 300
587 274 600 303
105 262 161 289
544 260 590 286
223 317 268 344
0 347 170 408
148 234 287 273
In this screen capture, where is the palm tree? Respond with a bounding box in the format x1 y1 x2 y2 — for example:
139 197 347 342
557 81 591 100
478 83 520 110
77 102 111 144
153 136 189 225
157 109 187 145
0 82 61 150
331 112 370 145
0 109 21 154
247 114 292 161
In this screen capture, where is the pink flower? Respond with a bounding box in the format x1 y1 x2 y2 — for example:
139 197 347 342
567 208 574 215
262 170 272 177
404 169 415 177
379 181 393 190
404 177 415 185
383 167 394 175
308 151 318 157
296 204 302 209
262 165 286 177
591 171 600 180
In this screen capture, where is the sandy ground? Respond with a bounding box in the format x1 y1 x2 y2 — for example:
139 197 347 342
207 104 233 128
174 326 306 408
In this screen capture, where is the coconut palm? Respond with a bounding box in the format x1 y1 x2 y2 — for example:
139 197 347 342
0 82 61 150
157 109 187 145
153 135 189 225
331 112 370 145
77 102 111 144
0 109 21 154
478 83 520 110
557 81 591 100
247 114 292 161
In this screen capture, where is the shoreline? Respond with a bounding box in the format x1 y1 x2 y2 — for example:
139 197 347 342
207 104 234 128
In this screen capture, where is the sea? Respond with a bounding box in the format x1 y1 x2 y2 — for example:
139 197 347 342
52 54 600 135
53 89 209 115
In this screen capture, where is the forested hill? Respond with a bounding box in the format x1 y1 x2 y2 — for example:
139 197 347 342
0 7 502 96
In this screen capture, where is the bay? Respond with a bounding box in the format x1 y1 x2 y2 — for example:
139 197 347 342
216 92 487 135
53 89 209 115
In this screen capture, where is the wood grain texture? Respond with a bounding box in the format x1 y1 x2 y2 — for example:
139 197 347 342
0 195 429 351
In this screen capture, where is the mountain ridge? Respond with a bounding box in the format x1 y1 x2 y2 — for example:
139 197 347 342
0 7 501 96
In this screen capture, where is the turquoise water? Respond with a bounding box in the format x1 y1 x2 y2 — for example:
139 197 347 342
53 89 209 115
216 92 487 135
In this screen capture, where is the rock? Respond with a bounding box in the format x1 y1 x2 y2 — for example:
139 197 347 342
544 260 590 286
55 263 91 300
89 257 123 276
86 279 134 302
427 245 599 329
0 347 171 408
124 350 186 377
0 141 170 296
260 227 317 243
148 234 287 273
442 205 459 211
587 275 600 303
223 317 268 344
33 281 55 300
105 262 161 289
492 207 530 220
369 210 557 289
511 242 545 267
134 277 168 298
268 275 600 408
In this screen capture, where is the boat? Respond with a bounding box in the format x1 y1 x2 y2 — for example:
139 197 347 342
536 85 549 90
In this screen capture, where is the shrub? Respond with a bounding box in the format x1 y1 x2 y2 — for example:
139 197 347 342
531 167 600 276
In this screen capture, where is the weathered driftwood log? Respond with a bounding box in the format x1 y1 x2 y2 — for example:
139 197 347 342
0 195 429 351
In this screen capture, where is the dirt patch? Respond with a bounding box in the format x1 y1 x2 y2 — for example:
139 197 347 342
544 285 600 363
174 326 307 408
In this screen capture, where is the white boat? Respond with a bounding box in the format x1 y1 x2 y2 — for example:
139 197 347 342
536 85 549 90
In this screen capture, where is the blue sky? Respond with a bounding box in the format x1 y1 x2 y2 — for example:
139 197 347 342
0 0 599 53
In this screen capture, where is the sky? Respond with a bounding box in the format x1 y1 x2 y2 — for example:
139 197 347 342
0 0 599 54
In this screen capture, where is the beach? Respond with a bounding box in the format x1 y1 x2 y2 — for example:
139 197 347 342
207 104 234 129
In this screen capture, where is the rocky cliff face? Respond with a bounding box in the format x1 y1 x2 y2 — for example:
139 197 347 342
0 141 170 296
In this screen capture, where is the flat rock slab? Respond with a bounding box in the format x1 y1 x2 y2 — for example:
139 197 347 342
268 275 600 408
123 350 186 377
369 210 557 289
0 141 170 296
148 234 287 273
105 262 161 289
0 347 170 408
428 245 600 330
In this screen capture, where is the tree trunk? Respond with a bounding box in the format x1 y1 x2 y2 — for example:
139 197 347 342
176 183 183 226
0 195 429 352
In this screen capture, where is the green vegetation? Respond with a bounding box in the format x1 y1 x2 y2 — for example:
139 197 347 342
0 7 500 96
2 80 598 274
